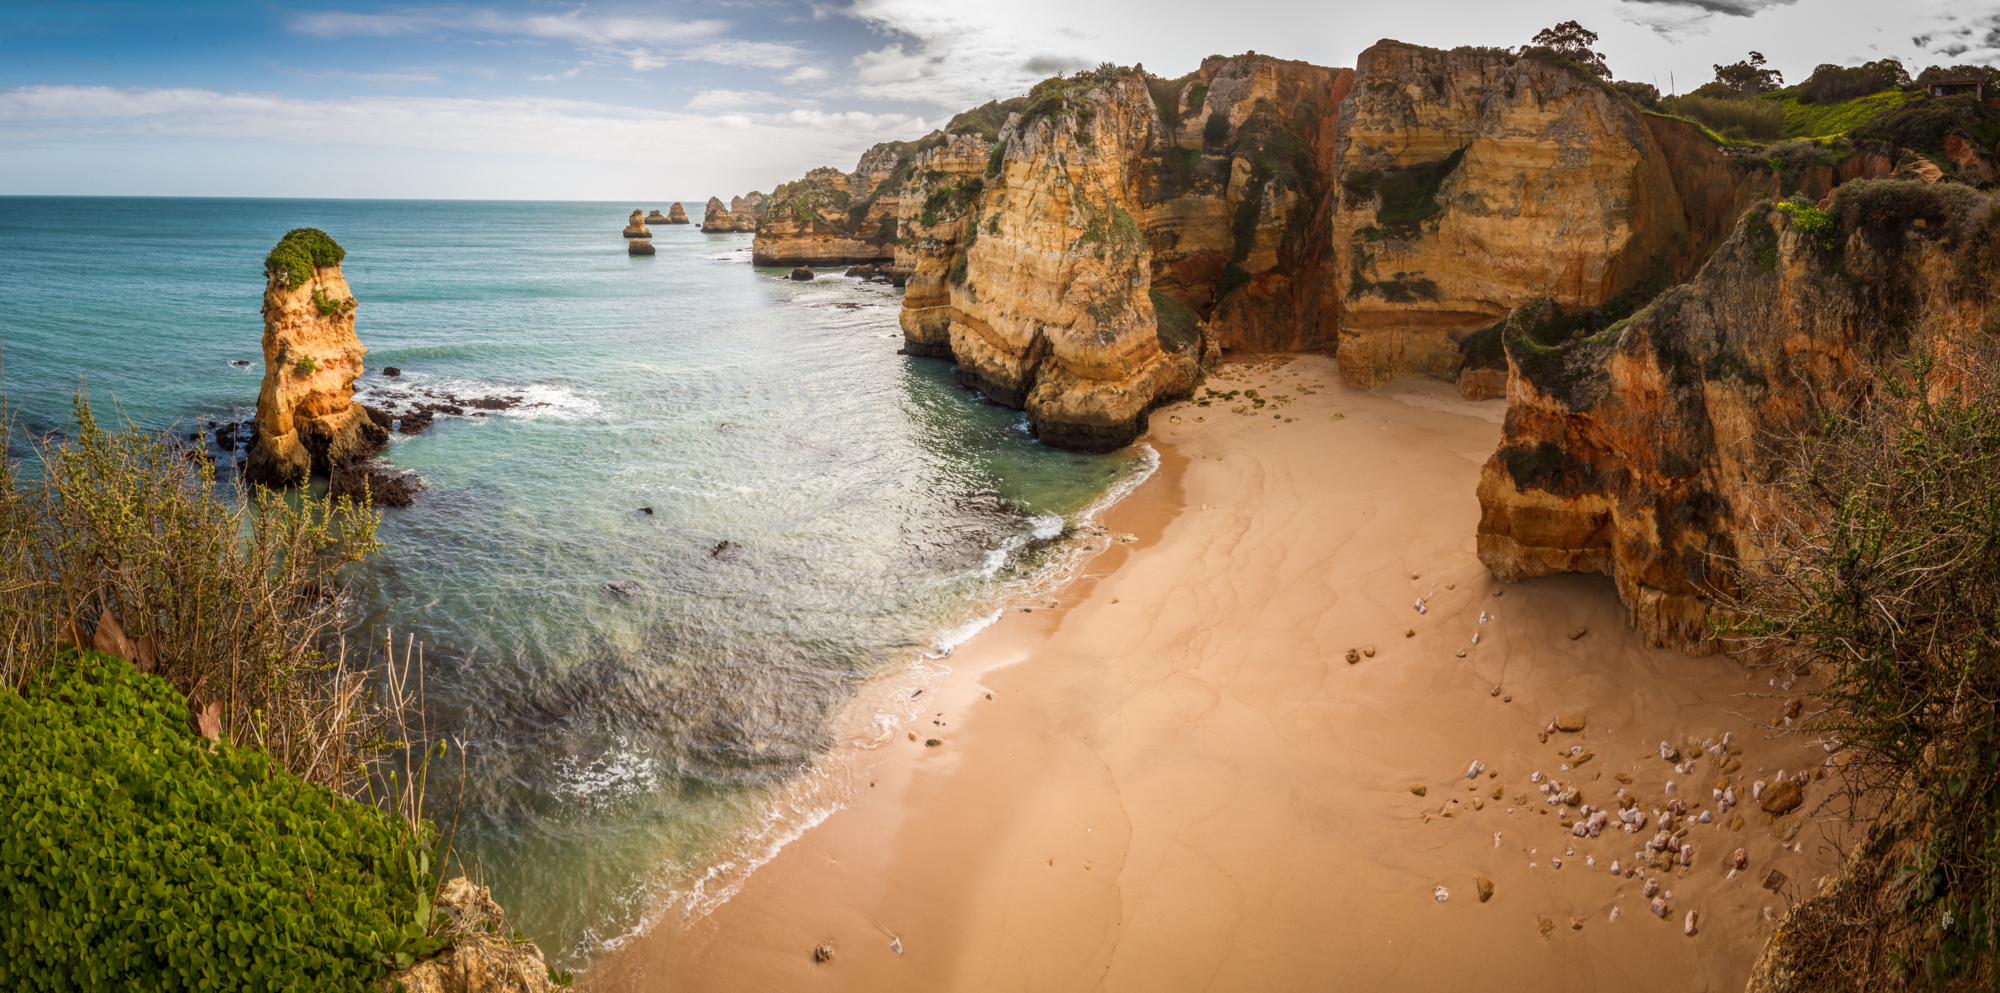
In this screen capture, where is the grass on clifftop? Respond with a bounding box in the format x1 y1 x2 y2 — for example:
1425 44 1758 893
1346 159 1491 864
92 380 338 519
1769 88 1911 139
265 228 345 290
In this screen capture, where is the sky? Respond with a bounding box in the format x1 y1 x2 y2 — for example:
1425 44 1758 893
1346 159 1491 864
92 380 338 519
3 0 1998 200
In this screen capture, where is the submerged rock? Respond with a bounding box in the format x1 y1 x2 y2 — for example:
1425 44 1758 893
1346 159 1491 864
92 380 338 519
790 266 814 281
327 461 418 507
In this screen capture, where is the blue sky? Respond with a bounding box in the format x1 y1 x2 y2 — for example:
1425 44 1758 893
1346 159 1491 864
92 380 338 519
3 0 1996 199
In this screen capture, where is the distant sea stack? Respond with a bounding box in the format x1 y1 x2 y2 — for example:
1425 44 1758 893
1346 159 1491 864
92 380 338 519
700 196 759 233
623 210 651 238
244 229 388 487
629 237 655 256
666 202 690 224
645 209 669 224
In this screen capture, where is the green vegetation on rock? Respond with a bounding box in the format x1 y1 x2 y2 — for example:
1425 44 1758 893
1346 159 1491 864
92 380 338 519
0 648 434 991
264 229 346 290
1342 147 1466 241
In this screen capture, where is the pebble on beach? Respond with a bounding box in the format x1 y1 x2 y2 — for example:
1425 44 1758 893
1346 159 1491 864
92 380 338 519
1434 885 1449 903
1476 876 1493 903
1410 783 1428 797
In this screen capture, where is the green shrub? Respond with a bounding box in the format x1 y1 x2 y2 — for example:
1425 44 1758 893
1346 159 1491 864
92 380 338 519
1612 80 1661 110
0 393 380 790
1829 179 1987 244
1149 289 1202 353
294 355 319 377
1661 95 1784 140
1776 193 1837 251
1202 111 1230 146
311 288 353 317
1726 350 2000 987
264 229 346 290
1850 94 2000 157
0 649 435 991
945 97 1028 141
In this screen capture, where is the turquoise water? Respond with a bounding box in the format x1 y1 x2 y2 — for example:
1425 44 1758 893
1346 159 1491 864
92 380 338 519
0 197 1150 965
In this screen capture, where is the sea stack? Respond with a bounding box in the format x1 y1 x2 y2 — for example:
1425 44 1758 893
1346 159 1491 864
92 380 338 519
629 237 655 256
666 202 690 224
244 229 388 487
622 210 651 238
645 209 669 224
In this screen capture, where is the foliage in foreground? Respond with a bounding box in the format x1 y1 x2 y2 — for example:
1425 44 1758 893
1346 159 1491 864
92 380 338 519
1729 348 2000 986
0 396 380 793
0 649 436 991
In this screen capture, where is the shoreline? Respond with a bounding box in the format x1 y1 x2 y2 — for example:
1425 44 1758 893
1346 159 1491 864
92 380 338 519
588 353 1845 992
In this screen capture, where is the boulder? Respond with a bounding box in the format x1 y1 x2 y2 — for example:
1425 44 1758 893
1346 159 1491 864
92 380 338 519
383 366 402 377
1761 780 1804 816
629 238 655 256
379 877 558 993
790 266 815 281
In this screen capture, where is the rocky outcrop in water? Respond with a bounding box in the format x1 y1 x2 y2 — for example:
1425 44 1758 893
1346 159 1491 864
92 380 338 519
244 229 388 487
752 155 911 269
666 202 690 224
1476 180 2000 653
621 210 650 239
644 209 668 224
701 196 760 233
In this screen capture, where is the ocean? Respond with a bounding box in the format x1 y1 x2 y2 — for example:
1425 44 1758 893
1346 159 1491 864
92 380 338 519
0 196 1151 967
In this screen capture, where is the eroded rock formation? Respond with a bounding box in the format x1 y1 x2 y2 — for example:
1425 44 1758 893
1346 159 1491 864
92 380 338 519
621 210 650 239
1476 181 2000 652
666 202 690 224
381 877 558 993
245 229 388 487
644 209 668 224
701 197 758 233
1330 42 1774 391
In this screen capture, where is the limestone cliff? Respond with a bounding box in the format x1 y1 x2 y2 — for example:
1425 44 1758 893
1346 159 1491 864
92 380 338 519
1476 180 2000 653
1330 41 1776 391
245 229 388 487
892 129 1007 357
665 202 690 224
701 196 758 233
1139 55 1350 352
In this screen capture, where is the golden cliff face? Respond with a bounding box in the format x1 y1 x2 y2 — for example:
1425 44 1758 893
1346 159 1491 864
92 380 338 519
1141 55 1350 352
1331 42 1768 391
893 132 1000 358
1476 181 2000 653
946 70 1203 451
245 232 386 487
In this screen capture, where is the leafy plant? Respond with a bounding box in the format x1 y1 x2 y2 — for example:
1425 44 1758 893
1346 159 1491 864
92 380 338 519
1798 59 1909 104
0 648 433 991
1776 193 1837 251
312 288 353 317
1525 21 1608 78
0 391 380 790
265 228 346 289
294 355 320 377
1660 94 1784 140
1712 50 1785 97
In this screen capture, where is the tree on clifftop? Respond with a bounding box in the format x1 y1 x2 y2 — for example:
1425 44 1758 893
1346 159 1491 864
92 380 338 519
1712 51 1784 96
1527 21 1610 79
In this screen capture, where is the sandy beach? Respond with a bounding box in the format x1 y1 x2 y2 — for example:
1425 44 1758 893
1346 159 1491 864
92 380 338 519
590 353 1843 992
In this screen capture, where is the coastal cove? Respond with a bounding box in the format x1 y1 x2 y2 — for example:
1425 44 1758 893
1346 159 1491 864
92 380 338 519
0 196 1155 968
592 356 1844 991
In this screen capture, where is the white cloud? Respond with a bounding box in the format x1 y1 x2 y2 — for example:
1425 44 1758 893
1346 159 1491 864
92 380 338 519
780 66 831 84
529 66 584 82
289 11 435 37
0 84 929 197
510 10 727 46
686 89 786 110
685 40 810 68
853 44 928 83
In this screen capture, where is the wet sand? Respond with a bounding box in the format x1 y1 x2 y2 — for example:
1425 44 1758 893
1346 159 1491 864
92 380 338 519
590 354 1842 992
